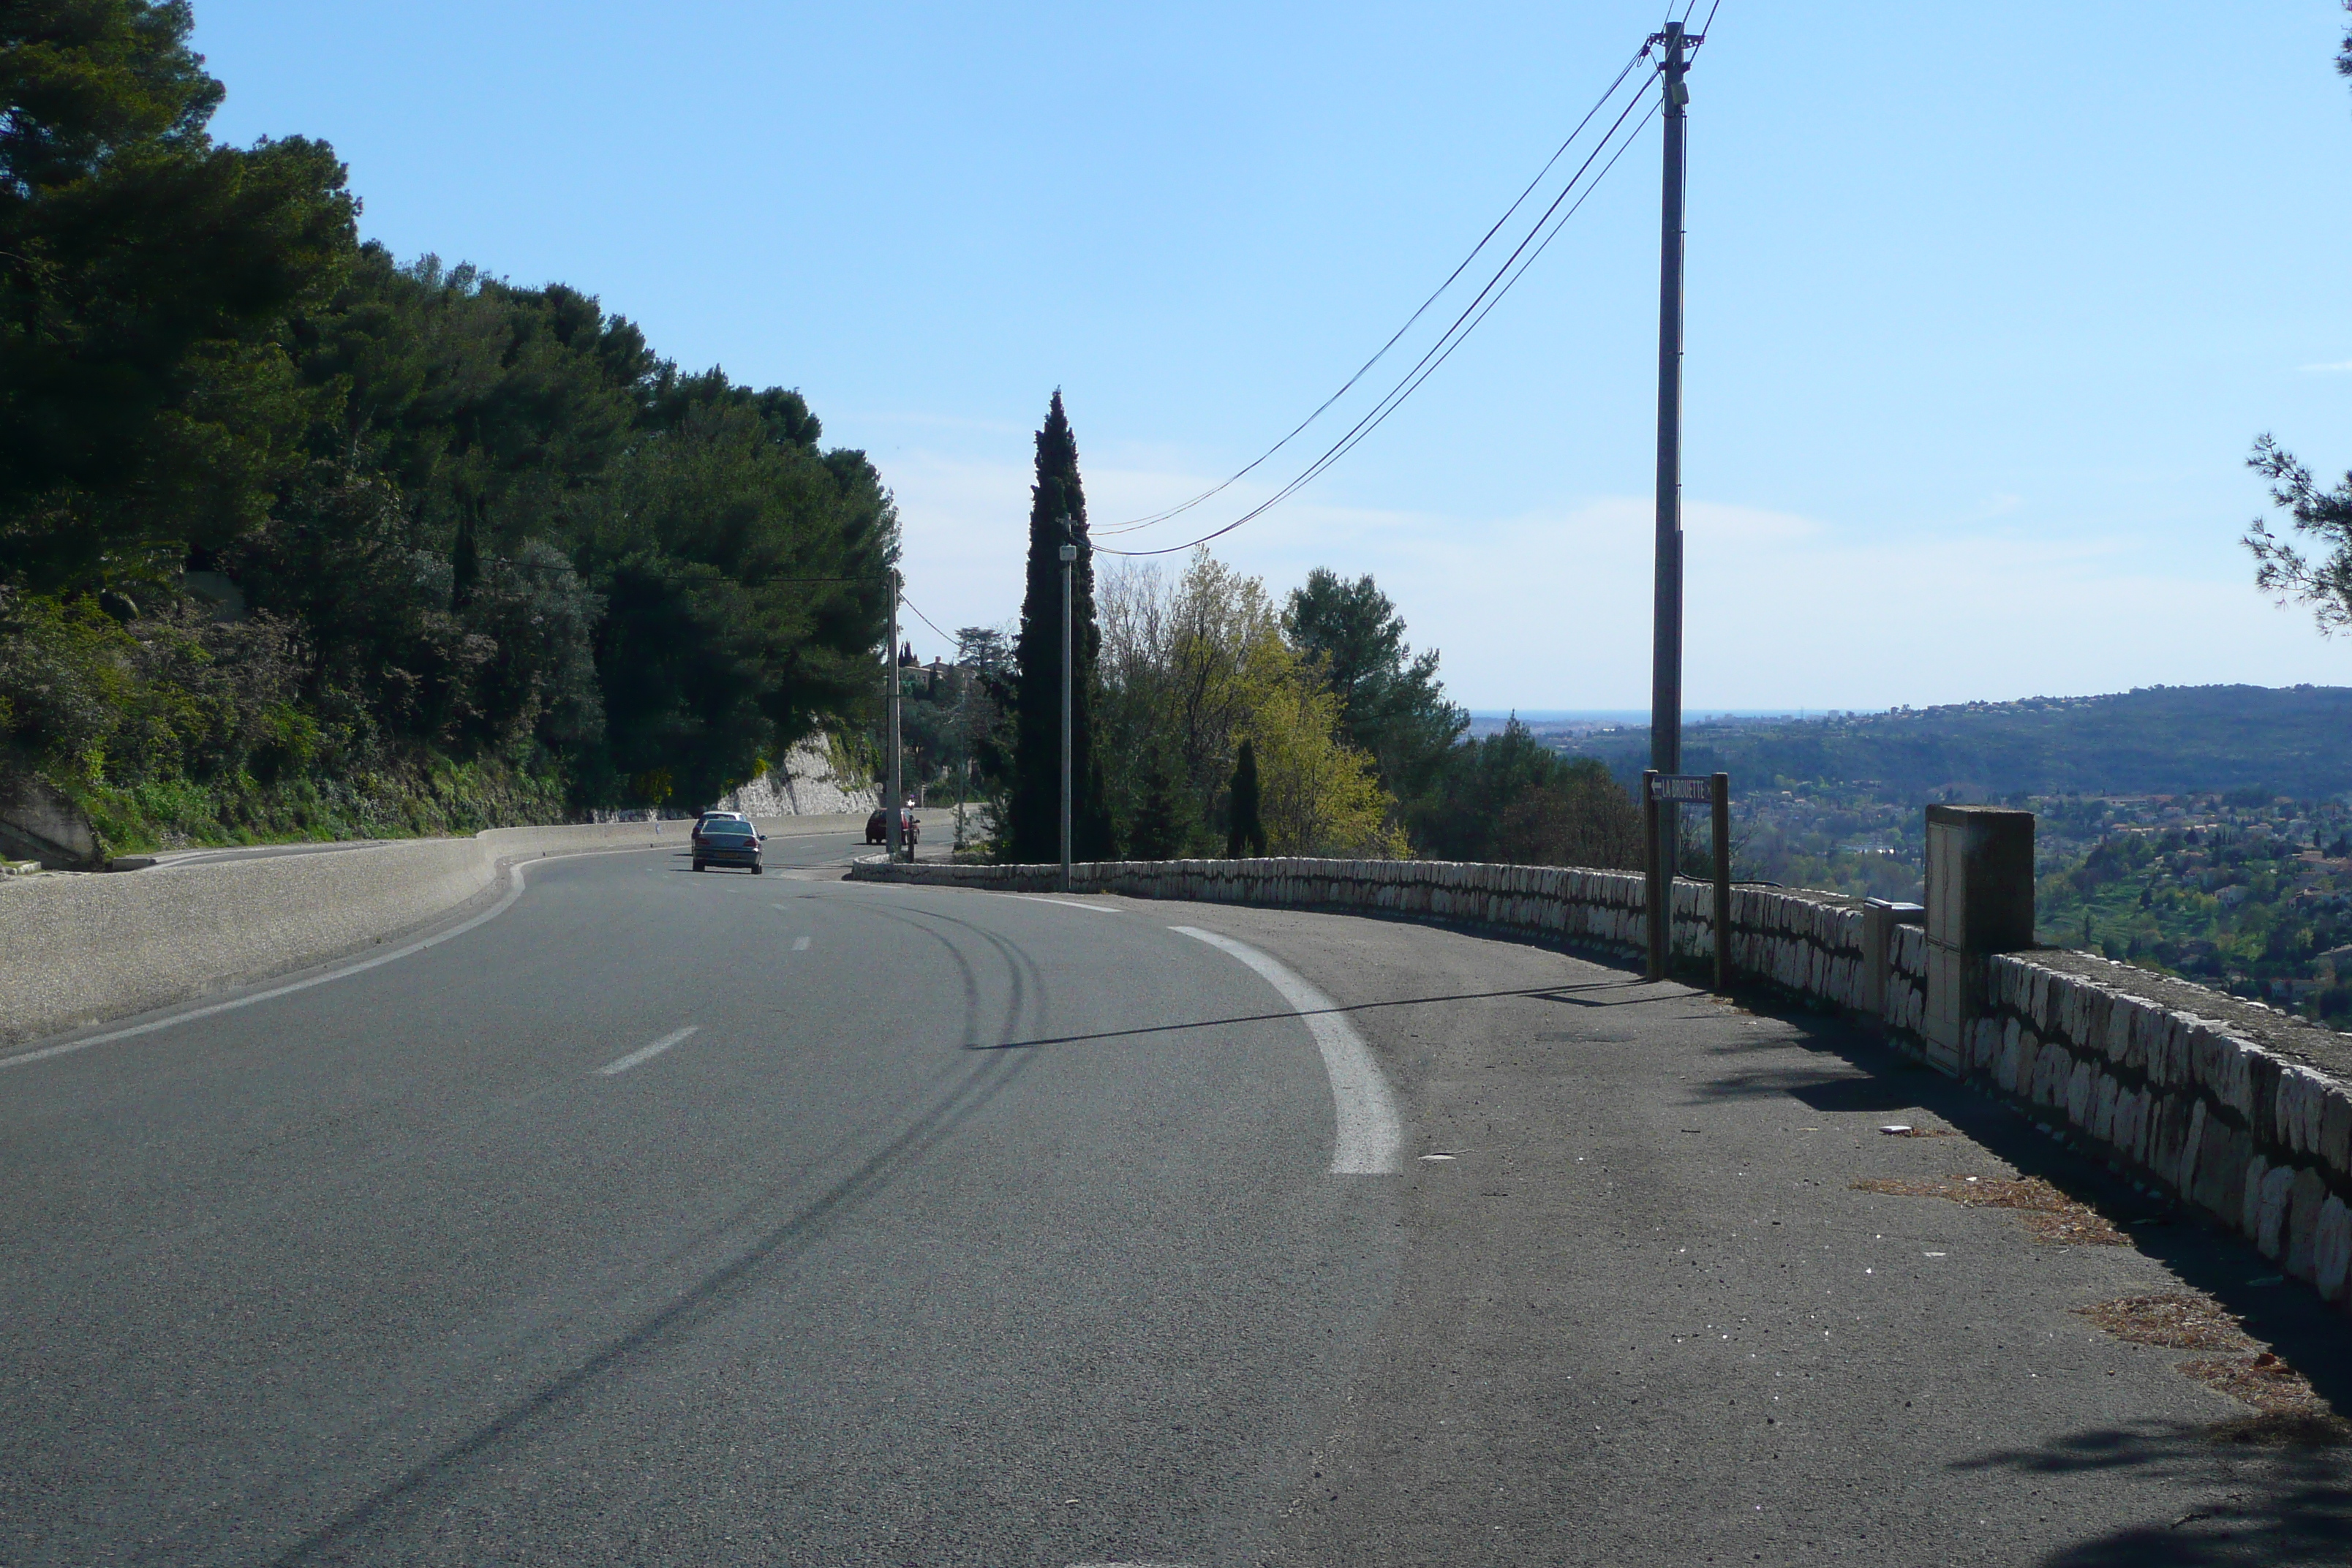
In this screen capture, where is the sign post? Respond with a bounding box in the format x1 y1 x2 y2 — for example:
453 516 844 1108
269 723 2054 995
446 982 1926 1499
1711 772 1731 992
1643 769 1664 980
1646 771 1733 989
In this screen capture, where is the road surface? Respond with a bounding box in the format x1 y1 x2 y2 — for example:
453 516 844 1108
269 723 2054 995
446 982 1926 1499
4 830 2346 1564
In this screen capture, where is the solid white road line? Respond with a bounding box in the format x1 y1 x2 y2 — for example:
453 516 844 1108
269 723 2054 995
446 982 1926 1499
793 936 812 951
595 1026 699 1077
0 851 638 1073
1004 894 1117 913
1169 926 1402 1176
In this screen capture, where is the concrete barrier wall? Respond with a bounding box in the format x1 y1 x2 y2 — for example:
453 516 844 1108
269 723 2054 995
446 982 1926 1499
851 853 2351 1318
0 821 682 1047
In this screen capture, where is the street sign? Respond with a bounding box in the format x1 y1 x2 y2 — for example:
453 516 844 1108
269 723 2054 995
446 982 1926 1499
1641 769 1734 991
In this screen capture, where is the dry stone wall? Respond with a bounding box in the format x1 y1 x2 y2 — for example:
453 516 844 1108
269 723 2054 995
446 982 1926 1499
851 858 1885 1011
1967 955 2352 1308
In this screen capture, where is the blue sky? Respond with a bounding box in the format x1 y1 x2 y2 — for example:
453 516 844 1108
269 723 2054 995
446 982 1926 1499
195 1 2352 710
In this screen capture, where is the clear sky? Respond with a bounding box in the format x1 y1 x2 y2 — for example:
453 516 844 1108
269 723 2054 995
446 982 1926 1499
192 1 2352 711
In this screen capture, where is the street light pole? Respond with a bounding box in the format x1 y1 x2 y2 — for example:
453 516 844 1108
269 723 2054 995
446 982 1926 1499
886 568 904 862
1647 18 1692 980
953 637 971 856
1058 529 1076 894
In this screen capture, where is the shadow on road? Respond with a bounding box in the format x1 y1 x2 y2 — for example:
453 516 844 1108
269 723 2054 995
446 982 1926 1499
1951 1417 2352 1566
962 978 1648 1050
1683 990 2352 1427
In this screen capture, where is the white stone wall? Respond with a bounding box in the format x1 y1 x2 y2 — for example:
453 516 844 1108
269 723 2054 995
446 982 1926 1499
1971 954 2352 1308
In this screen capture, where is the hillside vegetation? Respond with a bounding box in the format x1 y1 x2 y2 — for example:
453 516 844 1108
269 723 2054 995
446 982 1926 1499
0 2 892 854
1557 687 2352 803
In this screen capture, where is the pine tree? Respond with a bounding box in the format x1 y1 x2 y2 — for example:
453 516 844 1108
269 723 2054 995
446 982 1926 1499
1226 739 1264 858
1006 391 1115 862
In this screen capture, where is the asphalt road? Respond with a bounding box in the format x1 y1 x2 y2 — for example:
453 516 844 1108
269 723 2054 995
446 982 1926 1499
5 834 2348 1566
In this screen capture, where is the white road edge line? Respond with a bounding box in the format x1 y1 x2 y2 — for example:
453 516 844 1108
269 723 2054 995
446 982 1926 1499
1004 894 1117 913
793 936 813 951
0 851 644 1073
595 1025 699 1077
1169 926 1402 1176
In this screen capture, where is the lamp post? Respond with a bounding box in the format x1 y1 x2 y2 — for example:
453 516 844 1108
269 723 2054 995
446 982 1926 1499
1058 532 1076 893
886 569 904 862
952 638 971 856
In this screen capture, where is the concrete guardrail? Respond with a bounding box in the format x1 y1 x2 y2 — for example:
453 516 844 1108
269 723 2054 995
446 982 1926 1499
0 813 879 1049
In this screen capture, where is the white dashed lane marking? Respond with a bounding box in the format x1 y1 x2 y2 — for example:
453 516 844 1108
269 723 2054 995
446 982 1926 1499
595 1026 699 1077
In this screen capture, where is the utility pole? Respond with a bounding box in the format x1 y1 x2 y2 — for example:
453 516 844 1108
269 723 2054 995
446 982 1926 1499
886 568 904 862
1646 18 1693 979
1058 524 1077 893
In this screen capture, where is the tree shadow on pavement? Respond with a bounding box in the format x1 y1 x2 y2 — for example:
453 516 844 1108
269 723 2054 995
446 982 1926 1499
1950 1417 2352 1566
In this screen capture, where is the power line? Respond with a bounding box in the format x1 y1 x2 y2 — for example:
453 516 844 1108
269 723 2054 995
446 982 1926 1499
897 592 959 649
1095 42 1656 538
1692 0 1725 52
1098 85 1662 559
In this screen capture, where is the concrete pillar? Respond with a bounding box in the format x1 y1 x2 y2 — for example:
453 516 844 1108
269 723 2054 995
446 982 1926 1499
1923 805 2035 1075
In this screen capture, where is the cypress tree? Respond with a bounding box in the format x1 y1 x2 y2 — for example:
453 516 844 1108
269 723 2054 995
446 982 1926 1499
1129 743 1191 860
1007 391 1115 862
1226 739 1264 858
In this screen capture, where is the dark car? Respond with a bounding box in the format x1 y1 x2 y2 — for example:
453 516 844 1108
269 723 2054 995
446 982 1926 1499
692 810 750 850
692 818 764 873
864 807 919 847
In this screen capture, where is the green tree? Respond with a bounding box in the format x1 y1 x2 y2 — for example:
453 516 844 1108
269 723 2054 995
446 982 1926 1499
1005 391 1112 861
2242 15 2352 633
2246 434 2352 632
1422 717 1640 868
572 392 895 808
1126 742 1191 859
1283 568 1466 820
294 249 655 556
0 0 358 592
0 7 899 846
1226 739 1263 858
1098 550 1403 856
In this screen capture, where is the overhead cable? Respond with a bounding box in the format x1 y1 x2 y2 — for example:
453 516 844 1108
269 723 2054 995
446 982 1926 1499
895 592 960 649
1098 88 1661 559
1095 42 1656 538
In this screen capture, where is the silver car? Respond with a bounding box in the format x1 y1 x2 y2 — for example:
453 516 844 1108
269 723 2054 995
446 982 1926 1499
692 819 764 874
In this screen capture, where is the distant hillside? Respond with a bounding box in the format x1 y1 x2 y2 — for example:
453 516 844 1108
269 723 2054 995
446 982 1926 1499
1550 686 2352 802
